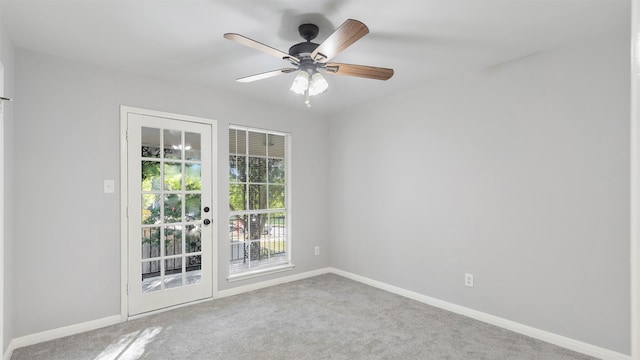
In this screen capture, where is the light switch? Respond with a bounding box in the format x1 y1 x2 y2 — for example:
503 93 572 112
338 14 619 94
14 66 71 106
104 179 115 193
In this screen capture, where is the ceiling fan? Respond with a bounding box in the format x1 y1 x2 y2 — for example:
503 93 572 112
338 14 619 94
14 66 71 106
223 19 394 107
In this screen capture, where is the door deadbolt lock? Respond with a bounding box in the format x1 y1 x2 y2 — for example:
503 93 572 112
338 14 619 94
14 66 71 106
203 206 210 213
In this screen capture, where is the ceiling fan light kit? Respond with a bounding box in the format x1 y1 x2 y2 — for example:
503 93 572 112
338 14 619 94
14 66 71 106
308 72 329 96
289 71 309 95
224 19 394 108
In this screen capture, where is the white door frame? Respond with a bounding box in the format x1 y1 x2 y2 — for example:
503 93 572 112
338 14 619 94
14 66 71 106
120 106 218 320
631 1 640 358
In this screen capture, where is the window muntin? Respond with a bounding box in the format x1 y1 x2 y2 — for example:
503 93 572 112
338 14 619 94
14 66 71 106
228 127 290 276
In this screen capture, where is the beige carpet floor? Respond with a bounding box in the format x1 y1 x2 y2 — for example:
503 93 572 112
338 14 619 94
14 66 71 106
11 274 598 359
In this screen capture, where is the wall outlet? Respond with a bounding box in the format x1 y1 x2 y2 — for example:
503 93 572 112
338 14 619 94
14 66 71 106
465 273 474 288
314 246 320 256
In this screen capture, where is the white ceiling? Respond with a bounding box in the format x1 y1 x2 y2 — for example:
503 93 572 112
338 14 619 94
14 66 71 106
0 0 630 115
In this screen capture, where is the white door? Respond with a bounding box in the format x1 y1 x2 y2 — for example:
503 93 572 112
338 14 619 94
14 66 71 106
124 109 216 316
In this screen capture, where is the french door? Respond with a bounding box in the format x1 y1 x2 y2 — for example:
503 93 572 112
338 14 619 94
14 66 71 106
123 108 216 316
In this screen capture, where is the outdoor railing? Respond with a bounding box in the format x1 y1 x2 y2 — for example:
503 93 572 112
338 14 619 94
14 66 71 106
140 215 287 280
229 216 286 264
141 227 202 280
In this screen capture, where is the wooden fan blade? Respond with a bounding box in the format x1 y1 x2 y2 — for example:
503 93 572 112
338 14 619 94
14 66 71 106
224 33 300 63
236 68 298 83
324 63 394 80
311 19 369 63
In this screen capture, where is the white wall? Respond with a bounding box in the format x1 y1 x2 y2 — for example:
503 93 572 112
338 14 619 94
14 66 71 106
12 48 330 337
0 15 14 356
329 29 631 354
632 2 640 358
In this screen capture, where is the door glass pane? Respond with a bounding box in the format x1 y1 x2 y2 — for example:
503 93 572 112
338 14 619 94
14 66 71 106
185 194 201 221
164 194 182 223
185 132 201 160
142 261 161 293
141 127 161 158
164 162 182 191
142 194 161 224
142 161 161 191
165 226 183 256
165 258 183 289
186 255 202 285
186 225 201 253
164 129 182 159
185 164 201 190
141 227 160 259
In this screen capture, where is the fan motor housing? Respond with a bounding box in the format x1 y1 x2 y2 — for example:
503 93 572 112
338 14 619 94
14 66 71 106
289 41 319 58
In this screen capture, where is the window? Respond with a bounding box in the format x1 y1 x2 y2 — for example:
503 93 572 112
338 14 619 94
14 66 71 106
228 126 291 279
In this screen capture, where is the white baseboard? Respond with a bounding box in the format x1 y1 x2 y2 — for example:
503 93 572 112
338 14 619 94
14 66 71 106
329 267 630 360
5 315 121 359
3 267 630 360
3 340 15 360
216 267 331 299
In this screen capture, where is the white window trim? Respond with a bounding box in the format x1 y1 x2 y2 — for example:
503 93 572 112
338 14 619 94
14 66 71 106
227 125 293 281
227 264 295 282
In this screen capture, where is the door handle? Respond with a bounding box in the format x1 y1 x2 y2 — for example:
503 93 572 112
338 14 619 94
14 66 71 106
203 219 211 225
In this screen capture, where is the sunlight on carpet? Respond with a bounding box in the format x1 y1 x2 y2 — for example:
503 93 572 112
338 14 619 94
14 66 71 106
93 327 162 360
